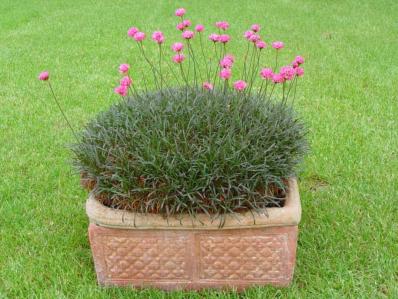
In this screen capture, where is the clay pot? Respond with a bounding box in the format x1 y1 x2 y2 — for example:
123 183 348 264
86 179 301 291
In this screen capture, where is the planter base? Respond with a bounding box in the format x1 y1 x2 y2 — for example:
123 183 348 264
88 224 298 290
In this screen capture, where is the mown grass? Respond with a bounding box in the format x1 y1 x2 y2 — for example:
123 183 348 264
0 0 397 298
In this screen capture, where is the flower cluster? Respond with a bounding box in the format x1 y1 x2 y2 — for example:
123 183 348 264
109 7 305 99
40 7 305 103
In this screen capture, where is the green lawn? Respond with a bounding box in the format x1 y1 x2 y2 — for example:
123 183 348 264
1 0 397 298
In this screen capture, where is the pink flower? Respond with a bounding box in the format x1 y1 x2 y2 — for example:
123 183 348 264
215 21 229 30
176 23 185 31
128 27 139 37
220 56 234 68
219 34 230 43
280 66 295 81
195 24 204 32
224 54 235 63
114 85 128 97
172 42 184 52
133 32 146 42
220 68 232 80
233 80 247 91
260 68 273 80
182 19 191 27
295 67 304 77
175 8 186 17
251 24 260 32
182 30 194 39
172 53 185 63
209 33 219 42
152 31 165 44
256 40 267 49
244 31 254 40
272 73 285 84
120 76 132 87
292 61 299 68
294 55 305 65
249 34 260 43
38 71 49 81
203 82 213 90
272 41 284 50
119 64 130 74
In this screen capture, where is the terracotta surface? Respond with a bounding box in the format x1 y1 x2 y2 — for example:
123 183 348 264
86 178 301 290
89 224 298 290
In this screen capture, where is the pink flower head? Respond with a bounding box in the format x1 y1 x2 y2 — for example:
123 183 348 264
224 54 235 63
172 42 184 52
272 73 285 84
209 33 220 42
175 8 186 17
260 68 273 80
176 23 185 31
249 34 260 43
119 64 130 74
233 80 247 91
220 68 232 80
215 21 229 30
38 71 49 81
152 31 165 44
114 85 128 97
251 24 260 32
256 40 267 49
203 82 213 90
219 34 230 43
195 24 204 32
128 27 139 37
182 30 194 39
294 55 305 65
172 53 185 64
220 55 234 68
182 19 191 27
244 30 254 40
272 41 284 50
280 66 295 81
133 32 146 42
295 67 304 77
120 76 132 87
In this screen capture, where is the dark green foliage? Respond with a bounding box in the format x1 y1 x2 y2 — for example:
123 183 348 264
72 88 307 217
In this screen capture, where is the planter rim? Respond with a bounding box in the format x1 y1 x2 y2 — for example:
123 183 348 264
86 178 301 230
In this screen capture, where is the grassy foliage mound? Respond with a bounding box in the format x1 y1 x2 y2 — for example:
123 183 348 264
73 89 307 217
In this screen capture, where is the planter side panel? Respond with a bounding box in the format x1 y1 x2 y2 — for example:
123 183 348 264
88 224 298 290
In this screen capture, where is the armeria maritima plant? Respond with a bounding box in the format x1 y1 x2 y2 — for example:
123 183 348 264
39 7 308 220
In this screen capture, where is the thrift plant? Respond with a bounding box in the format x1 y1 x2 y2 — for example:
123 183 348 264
39 7 308 218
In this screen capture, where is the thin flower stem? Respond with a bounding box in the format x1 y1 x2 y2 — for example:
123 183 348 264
248 48 261 96
47 82 78 141
274 50 279 71
158 44 163 90
259 80 264 95
211 43 219 89
269 83 276 99
292 79 299 105
286 76 297 101
161 47 182 87
243 42 250 81
263 80 269 98
187 40 201 87
137 43 161 90
199 33 210 81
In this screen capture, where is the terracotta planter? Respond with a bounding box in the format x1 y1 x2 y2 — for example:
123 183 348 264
86 179 301 291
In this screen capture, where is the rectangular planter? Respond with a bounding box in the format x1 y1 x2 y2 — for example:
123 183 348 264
86 179 301 291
